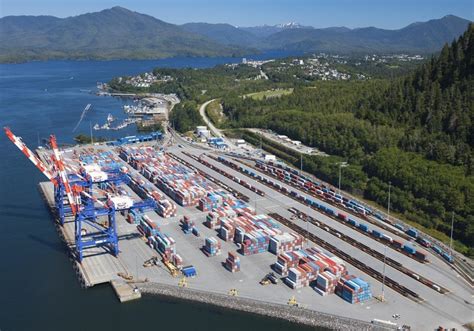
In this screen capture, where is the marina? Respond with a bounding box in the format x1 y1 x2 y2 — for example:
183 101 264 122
93 114 140 131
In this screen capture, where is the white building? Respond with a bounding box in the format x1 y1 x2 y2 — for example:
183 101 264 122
196 126 208 135
235 139 246 147
198 130 211 138
264 154 276 162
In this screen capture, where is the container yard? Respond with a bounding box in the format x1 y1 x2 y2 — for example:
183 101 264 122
5 127 473 331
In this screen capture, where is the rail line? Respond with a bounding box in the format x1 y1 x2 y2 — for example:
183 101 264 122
206 154 450 295
237 157 412 240
213 155 419 255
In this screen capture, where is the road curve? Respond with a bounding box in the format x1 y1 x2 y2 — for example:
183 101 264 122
198 98 222 138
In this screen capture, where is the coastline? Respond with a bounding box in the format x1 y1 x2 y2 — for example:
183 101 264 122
138 282 394 331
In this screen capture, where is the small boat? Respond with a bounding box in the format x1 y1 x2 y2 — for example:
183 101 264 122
107 113 114 122
93 123 100 130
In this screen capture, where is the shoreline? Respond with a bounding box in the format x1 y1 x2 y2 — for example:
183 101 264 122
138 282 394 331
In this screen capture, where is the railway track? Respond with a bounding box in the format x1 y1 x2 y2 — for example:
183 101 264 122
289 208 449 294
213 155 418 257
235 157 413 241
207 154 450 295
268 212 423 303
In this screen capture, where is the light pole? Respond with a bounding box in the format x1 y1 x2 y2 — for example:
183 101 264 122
450 212 454 256
388 181 391 219
336 162 347 196
338 164 342 196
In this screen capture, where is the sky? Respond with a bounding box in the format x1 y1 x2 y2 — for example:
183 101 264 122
0 0 472 29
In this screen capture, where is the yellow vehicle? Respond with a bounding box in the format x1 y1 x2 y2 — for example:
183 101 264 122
163 259 179 277
288 296 299 307
178 277 188 287
260 278 271 285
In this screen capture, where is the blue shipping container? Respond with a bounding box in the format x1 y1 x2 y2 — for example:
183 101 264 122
406 228 418 238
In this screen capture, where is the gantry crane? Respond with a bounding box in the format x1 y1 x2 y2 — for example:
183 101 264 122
75 189 156 261
4 127 157 262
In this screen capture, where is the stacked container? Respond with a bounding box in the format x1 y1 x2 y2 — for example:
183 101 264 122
273 250 305 276
285 260 320 289
224 251 241 272
198 191 233 211
120 146 221 207
219 218 235 241
139 215 160 237
128 174 177 218
269 233 304 255
240 232 270 256
336 276 372 304
155 232 176 259
181 216 195 234
274 247 347 290
204 237 222 256
314 271 338 295
78 150 123 171
204 207 237 229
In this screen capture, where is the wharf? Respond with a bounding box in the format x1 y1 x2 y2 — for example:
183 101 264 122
33 144 473 330
111 280 141 302
38 181 129 287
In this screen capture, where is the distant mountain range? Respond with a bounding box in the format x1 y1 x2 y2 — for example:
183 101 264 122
182 15 471 53
0 7 471 63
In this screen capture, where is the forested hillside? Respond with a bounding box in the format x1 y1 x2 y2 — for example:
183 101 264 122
221 25 474 255
357 25 473 168
0 7 248 62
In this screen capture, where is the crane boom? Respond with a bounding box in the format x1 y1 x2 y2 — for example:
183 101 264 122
49 134 79 215
80 190 106 208
4 127 56 183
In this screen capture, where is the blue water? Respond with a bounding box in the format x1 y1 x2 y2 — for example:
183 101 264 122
0 53 320 331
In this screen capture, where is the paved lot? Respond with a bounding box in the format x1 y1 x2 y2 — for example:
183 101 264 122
38 143 473 330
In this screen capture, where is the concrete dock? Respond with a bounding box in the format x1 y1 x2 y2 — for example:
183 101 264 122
35 143 473 331
111 280 141 302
